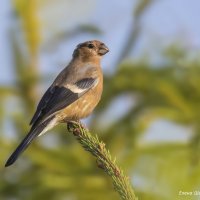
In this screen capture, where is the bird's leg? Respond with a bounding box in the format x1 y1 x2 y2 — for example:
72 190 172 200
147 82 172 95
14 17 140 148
67 120 82 130
67 120 88 134
67 120 78 129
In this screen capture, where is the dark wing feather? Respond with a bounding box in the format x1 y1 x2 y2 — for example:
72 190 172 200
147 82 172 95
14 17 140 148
30 86 55 125
5 78 97 167
30 78 97 128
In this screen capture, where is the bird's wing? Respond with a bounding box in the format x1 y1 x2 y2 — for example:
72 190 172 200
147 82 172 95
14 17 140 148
30 77 97 128
5 77 97 167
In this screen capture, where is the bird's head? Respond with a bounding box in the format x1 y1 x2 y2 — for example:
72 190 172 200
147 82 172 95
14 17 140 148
73 40 109 60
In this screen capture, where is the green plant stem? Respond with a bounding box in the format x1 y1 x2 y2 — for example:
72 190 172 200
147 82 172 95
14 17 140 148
67 122 138 200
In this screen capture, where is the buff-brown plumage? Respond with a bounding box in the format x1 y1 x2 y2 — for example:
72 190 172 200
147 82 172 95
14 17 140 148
5 40 109 167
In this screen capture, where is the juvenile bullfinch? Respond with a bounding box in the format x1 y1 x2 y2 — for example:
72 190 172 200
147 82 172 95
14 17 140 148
5 40 109 167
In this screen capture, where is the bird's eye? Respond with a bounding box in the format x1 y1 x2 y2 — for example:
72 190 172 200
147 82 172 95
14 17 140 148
88 43 94 49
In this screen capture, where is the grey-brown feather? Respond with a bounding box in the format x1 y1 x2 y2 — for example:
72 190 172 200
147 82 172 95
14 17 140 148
30 78 97 129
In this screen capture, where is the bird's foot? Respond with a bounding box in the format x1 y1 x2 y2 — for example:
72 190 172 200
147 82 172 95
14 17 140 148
67 120 88 133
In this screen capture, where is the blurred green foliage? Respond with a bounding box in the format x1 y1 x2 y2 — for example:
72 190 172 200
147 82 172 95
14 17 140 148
1 0 200 200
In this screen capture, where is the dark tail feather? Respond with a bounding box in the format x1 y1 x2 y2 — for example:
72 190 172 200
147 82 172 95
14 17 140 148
5 118 52 167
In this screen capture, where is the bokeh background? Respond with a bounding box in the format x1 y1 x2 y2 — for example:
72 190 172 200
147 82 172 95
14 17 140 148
1 0 200 199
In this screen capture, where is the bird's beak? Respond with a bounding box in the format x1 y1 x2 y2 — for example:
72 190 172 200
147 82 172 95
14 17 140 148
98 44 109 55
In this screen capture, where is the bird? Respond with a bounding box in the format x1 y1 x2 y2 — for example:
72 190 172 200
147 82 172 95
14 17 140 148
5 40 109 167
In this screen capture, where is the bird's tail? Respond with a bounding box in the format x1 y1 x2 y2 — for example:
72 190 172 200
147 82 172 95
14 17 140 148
5 117 54 167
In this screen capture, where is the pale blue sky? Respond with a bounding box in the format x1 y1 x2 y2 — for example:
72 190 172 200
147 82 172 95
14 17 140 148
1 0 200 84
